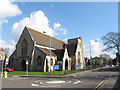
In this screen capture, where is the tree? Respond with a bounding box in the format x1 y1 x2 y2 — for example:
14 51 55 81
95 59 100 65
101 32 120 63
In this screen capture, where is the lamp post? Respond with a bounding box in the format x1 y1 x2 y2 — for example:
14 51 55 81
26 60 28 76
50 34 51 76
89 41 92 67
43 31 51 76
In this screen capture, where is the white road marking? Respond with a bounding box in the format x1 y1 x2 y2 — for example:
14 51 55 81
40 85 61 87
46 80 65 84
35 80 41 83
31 84 39 87
74 80 81 84
40 82 43 84
66 81 71 84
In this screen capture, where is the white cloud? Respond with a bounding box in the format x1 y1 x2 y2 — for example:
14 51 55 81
60 28 67 35
53 22 67 35
0 39 15 56
84 40 116 59
54 23 61 29
11 10 67 42
0 0 22 19
11 10 53 41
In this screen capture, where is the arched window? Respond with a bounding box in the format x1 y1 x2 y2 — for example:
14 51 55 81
51 58 53 66
21 39 28 56
37 56 42 66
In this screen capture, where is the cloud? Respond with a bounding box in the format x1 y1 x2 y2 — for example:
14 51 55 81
84 40 115 59
0 39 15 56
0 0 22 19
11 10 67 42
11 10 54 42
54 23 61 29
53 22 67 35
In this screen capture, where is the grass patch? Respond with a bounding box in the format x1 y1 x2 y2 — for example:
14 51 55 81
64 67 97 75
8 67 97 76
8 71 63 76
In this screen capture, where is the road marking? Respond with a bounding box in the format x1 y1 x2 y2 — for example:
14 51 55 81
100 78 110 88
31 84 39 87
40 85 61 87
35 80 41 83
67 81 71 84
93 73 114 90
46 80 65 84
74 80 81 84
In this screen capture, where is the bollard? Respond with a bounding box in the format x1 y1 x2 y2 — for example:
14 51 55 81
4 71 7 79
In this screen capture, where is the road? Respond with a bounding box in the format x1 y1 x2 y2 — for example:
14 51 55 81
1 66 119 89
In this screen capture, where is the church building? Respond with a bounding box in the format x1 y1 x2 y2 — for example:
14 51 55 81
9 26 85 72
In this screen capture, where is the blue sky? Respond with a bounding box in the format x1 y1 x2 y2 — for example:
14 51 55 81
1 1 118 58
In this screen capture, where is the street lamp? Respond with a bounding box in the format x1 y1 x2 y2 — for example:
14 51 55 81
89 41 92 67
43 31 51 76
26 60 28 76
50 34 51 76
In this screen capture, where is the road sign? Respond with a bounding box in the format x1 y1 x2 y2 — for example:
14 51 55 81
0 60 4 62
76 64 79 68
0 51 5 60
54 65 60 70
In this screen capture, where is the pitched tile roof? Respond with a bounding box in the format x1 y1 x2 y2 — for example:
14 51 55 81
37 47 56 56
26 26 67 49
52 49 65 61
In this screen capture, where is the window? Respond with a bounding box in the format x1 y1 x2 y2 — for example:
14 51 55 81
21 39 28 56
51 58 53 66
37 56 42 66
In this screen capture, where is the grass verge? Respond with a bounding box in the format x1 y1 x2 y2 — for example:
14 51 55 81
8 67 97 76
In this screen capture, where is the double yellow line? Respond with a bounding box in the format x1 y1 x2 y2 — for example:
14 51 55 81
93 73 114 90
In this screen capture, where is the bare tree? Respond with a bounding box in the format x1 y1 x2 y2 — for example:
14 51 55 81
101 32 120 64
101 32 120 53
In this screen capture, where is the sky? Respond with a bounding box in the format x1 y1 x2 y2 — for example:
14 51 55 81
0 0 118 58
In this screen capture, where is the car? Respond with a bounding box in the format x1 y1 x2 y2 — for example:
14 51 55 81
3 67 13 72
115 64 119 67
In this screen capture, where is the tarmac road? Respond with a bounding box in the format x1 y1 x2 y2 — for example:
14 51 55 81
1 66 119 89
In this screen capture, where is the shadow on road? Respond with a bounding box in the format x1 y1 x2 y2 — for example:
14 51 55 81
92 67 119 72
113 72 120 90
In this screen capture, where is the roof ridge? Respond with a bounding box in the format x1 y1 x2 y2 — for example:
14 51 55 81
36 46 56 56
26 26 67 45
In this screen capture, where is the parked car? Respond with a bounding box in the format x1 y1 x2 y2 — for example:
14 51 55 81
3 67 13 72
115 64 119 67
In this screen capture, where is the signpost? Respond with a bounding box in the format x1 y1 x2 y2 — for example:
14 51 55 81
26 60 28 76
0 51 5 78
76 64 79 68
57 61 63 75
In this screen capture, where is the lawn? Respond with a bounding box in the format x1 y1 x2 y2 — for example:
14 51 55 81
8 67 97 76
